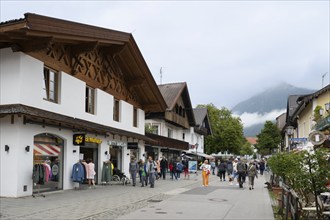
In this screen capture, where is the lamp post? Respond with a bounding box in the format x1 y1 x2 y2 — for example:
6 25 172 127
195 143 199 158
286 126 294 152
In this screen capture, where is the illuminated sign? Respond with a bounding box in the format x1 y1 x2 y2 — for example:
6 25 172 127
73 134 85 146
73 134 102 145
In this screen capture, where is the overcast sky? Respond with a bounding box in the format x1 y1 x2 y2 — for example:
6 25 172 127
1 1 329 110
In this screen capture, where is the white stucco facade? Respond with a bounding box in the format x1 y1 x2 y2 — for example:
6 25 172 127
0 48 147 197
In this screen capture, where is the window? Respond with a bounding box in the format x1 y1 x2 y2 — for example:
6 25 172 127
182 133 185 140
85 86 95 114
151 125 159 135
113 99 120 122
168 128 173 138
133 107 138 127
43 67 59 103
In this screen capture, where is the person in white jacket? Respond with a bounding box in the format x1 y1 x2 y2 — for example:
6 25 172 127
200 160 211 187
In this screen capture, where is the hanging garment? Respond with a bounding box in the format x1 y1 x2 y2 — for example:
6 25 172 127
71 162 85 183
33 164 45 185
101 161 112 183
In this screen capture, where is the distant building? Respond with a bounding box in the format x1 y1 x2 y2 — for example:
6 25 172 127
283 85 330 152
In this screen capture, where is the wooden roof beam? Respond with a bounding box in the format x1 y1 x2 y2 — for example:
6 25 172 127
71 41 99 55
126 78 146 88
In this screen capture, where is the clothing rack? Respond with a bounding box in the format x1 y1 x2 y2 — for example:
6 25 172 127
32 183 45 198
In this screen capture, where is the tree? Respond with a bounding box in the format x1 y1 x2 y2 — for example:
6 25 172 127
256 121 281 156
240 141 254 156
197 103 245 155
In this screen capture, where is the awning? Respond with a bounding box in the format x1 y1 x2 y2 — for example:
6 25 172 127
184 150 214 159
34 143 61 156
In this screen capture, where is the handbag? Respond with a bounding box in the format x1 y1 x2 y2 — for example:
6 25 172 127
206 170 210 175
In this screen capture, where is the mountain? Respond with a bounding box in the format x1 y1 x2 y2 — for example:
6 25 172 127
232 83 315 136
232 83 315 115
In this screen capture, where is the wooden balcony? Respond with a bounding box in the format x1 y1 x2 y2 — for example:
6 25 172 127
164 111 189 128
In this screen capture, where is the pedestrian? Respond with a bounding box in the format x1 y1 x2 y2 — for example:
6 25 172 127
247 161 258 190
226 158 234 184
146 156 156 188
170 160 177 180
217 159 227 181
138 159 143 183
200 160 211 187
182 158 189 179
86 158 96 189
259 159 265 175
155 158 161 180
210 159 216 175
176 159 183 180
236 158 247 188
129 156 139 186
139 159 147 187
232 158 239 185
160 157 168 180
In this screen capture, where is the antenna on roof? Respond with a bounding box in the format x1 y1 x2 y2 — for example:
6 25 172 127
160 67 163 85
322 72 328 88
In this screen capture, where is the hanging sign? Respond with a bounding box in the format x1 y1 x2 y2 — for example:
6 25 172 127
309 131 326 146
127 142 138 149
73 134 85 146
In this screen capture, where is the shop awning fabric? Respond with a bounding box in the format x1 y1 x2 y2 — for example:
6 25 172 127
184 150 214 159
34 144 61 156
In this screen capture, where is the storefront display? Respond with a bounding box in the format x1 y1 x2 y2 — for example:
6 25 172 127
33 133 63 193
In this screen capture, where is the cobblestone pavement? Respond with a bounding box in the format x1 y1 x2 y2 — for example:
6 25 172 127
1 172 274 220
0 174 202 220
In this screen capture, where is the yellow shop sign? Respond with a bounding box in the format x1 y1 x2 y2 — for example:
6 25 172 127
85 136 102 144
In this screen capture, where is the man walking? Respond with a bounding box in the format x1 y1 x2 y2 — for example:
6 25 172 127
146 156 156 188
160 157 168 180
129 157 139 187
236 158 247 188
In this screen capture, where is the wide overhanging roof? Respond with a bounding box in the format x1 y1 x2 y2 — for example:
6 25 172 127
0 13 167 113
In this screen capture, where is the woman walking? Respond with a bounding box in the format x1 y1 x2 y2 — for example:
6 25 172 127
86 158 96 189
200 160 211 187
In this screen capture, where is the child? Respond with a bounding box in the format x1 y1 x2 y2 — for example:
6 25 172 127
139 160 147 187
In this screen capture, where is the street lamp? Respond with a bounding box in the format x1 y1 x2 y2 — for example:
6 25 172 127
195 143 199 157
286 126 294 152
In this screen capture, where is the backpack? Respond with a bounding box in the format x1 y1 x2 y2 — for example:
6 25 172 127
176 162 183 172
237 162 246 173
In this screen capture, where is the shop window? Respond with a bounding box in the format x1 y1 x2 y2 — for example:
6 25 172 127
133 107 138 127
43 66 59 103
113 99 120 122
33 133 64 193
85 86 95 114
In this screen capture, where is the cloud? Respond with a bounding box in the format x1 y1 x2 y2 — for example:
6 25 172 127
237 109 286 128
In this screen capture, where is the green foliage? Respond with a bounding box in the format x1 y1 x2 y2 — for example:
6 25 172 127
144 124 156 134
268 149 330 218
256 121 281 156
240 141 254 156
313 105 323 122
197 103 245 155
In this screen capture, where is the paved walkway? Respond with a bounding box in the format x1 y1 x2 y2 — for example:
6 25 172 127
0 172 274 220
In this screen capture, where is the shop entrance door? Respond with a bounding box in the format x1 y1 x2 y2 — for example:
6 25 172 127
80 143 99 184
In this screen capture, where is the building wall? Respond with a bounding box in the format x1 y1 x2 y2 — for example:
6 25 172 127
298 103 313 138
0 48 148 197
0 115 135 197
0 48 144 135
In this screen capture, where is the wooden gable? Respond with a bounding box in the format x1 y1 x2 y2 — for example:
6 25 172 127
0 13 166 112
146 82 195 129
